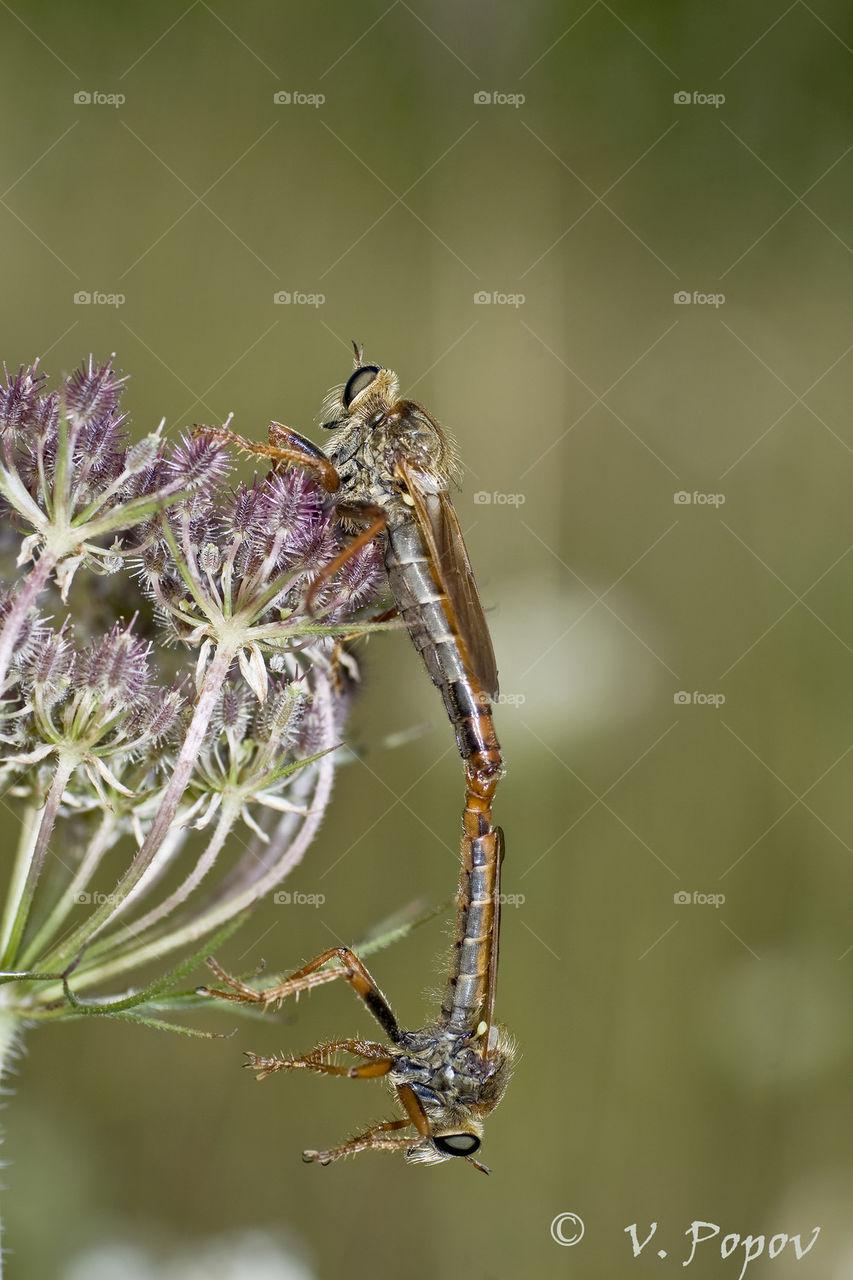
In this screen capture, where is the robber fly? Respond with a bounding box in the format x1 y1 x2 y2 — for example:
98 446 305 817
199 347 513 1170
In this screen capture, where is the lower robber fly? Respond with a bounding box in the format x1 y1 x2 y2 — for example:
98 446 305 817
198 347 513 1170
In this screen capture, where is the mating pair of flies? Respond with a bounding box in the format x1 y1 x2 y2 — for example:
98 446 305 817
200 347 513 1173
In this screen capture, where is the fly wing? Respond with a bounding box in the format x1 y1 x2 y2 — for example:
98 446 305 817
396 456 499 698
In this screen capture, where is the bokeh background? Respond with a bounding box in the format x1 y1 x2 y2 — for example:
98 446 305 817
2 1 853 1277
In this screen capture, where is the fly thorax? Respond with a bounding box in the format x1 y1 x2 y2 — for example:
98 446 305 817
326 425 404 512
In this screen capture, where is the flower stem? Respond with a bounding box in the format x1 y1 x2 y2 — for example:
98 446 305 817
0 755 75 969
17 810 120 970
0 805 40 967
67 673 337 991
40 643 236 972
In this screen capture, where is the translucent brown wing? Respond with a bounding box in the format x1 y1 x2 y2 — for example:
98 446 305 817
396 457 499 699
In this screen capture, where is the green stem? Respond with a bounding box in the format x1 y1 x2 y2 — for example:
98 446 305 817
91 798 240 955
0 756 76 968
17 810 120 970
79 484 194 542
0 806 40 965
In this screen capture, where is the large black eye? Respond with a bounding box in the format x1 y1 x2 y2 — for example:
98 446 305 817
434 1133 481 1157
343 365 380 409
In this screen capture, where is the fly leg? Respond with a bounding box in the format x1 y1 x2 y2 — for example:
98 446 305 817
302 1119 416 1166
193 421 340 492
199 947 402 1042
245 1038 394 1079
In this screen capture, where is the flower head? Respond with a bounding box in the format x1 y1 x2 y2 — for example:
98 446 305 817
0 356 388 1035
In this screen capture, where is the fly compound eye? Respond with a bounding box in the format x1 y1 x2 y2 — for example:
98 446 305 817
434 1133 481 1157
343 365 381 409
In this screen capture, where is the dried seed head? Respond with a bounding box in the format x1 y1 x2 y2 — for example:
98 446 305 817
0 361 48 435
328 540 385 615
256 470 328 545
24 629 76 706
1 588 47 671
166 434 231 491
126 685 185 743
74 412 127 483
77 625 152 708
209 681 252 745
63 355 127 426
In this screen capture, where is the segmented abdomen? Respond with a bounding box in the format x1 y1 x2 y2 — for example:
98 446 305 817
385 521 501 784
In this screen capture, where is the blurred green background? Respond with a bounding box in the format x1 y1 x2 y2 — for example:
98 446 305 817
3 1 853 1276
